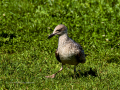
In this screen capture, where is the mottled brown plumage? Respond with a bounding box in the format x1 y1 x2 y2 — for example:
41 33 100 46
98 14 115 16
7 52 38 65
45 24 86 78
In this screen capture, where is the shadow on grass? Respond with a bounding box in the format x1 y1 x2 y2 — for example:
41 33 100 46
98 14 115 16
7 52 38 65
72 68 97 78
0 32 16 39
0 32 16 46
107 56 120 64
44 68 97 79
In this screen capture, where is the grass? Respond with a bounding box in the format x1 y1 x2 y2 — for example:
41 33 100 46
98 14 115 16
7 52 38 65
0 0 120 89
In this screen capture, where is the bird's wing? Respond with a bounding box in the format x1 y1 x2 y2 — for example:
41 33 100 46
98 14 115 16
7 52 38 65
75 42 86 63
55 49 61 62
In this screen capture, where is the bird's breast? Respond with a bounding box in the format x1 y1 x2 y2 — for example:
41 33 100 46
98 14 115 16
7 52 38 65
58 46 79 65
58 47 73 58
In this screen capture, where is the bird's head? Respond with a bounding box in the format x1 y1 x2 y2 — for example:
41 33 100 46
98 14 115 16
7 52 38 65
48 24 67 39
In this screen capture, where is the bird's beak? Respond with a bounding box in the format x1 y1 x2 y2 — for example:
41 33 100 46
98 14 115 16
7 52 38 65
48 33 55 39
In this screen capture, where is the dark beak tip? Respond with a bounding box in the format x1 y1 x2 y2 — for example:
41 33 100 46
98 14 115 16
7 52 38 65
48 36 51 39
48 33 55 39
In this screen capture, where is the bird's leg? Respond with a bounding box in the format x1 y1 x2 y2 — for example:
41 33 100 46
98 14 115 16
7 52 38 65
45 65 63 78
74 65 76 78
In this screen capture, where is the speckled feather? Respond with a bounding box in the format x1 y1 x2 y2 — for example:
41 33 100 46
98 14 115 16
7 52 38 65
46 24 86 78
53 25 86 65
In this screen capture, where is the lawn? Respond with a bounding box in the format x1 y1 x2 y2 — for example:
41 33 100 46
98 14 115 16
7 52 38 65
0 0 120 89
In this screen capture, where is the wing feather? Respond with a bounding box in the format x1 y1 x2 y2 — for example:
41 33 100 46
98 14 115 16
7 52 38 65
75 42 86 63
55 49 61 62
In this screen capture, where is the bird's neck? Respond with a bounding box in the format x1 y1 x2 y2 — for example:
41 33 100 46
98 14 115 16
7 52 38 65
58 33 69 46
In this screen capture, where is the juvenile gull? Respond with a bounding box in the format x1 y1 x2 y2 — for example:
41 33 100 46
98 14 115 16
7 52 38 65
46 24 86 78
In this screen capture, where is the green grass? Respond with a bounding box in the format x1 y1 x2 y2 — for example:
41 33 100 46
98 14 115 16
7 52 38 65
0 0 120 89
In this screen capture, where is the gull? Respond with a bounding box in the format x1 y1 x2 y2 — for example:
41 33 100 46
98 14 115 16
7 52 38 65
45 24 86 78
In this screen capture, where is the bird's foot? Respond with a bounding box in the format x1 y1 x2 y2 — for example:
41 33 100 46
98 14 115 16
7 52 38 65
73 70 81 79
45 74 56 78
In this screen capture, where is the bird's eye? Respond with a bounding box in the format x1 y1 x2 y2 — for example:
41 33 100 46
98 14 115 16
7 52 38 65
57 30 61 32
